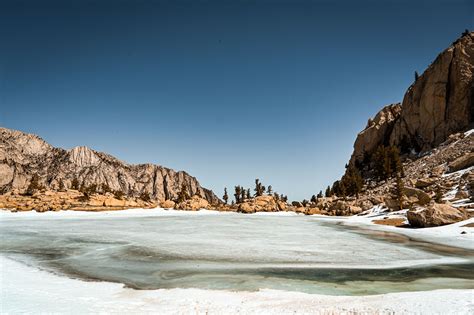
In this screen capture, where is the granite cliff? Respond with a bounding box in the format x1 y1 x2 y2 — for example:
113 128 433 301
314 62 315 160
350 31 473 167
0 127 219 204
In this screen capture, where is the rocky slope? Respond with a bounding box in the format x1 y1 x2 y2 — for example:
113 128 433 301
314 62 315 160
0 127 219 204
350 31 473 167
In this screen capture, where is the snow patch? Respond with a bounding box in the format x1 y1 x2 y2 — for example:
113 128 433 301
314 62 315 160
1 256 473 315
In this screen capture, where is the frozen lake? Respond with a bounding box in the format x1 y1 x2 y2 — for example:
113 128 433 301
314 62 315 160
1 210 473 296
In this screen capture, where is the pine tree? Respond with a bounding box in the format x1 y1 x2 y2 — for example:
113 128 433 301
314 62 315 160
325 186 331 197
241 187 246 202
317 190 323 199
176 183 190 203
140 192 151 202
311 195 317 203
223 188 229 204
101 183 112 194
26 174 42 196
394 172 404 210
414 71 419 81
246 189 251 200
273 192 280 201
114 190 124 200
435 185 444 203
234 186 242 204
71 177 80 190
266 185 273 195
58 179 65 192
254 179 265 196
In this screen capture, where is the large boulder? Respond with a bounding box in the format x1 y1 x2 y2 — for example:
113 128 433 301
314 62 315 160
403 187 431 205
407 203 469 227
448 153 474 172
160 200 175 209
238 195 282 213
174 195 209 211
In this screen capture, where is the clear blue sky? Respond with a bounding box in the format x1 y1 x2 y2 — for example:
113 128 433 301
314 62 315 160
1 0 473 200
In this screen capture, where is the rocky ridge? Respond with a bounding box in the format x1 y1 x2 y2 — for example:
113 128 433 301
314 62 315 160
0 127 220 207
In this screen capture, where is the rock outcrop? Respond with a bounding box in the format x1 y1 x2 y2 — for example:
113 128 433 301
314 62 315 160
174 195 210 211
350 32 474 166
238 195 286 213
0 127 219 204
407 203 469 227
0 189 154 212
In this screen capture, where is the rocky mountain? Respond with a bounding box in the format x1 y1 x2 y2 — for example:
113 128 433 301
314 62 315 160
0 127 220 204
350 31 473 167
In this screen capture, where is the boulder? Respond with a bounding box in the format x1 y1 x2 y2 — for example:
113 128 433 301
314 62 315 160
175 195 209 211
403 187 431 205
306 207 321 215
454 190 469 200
238 196 280 213
348 205 362 214
407 203 469 227
431 165 446 177
415 178 436 188
160 200 176 209
448 153 474 172
238 202 255 213
103 198 127 207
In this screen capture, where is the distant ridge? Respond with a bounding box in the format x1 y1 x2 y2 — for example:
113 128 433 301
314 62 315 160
0 127 220 204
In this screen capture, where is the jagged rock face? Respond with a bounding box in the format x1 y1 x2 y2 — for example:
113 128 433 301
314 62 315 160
350 103 401 165
390 32 474 151
350 32 474 166
0 127 220 204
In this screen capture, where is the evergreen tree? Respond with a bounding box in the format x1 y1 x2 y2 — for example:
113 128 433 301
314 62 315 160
140 192 151 202
394 173 404 210
310 195 317 203
58 179 65 192
101 183 112 194
234 186 242 203
435 185 444 203
223 188 229 204
26 174 42 196
325 186 331 197
372 145 404 181
254 179 265 196
317 190 323 199
246 189 251 200
241 187 246 202
114 190 124 200
341 165 364 198
414 71 419 81
266 185 273 195
176 183 190 203
71 177 80 190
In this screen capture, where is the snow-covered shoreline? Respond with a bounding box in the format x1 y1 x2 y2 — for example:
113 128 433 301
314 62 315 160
1 256 473 314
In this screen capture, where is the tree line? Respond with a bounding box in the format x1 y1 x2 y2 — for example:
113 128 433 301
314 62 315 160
222 179 287 204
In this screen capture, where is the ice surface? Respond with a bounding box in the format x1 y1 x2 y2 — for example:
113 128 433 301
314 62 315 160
1 256 473 314
1 210 473 297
